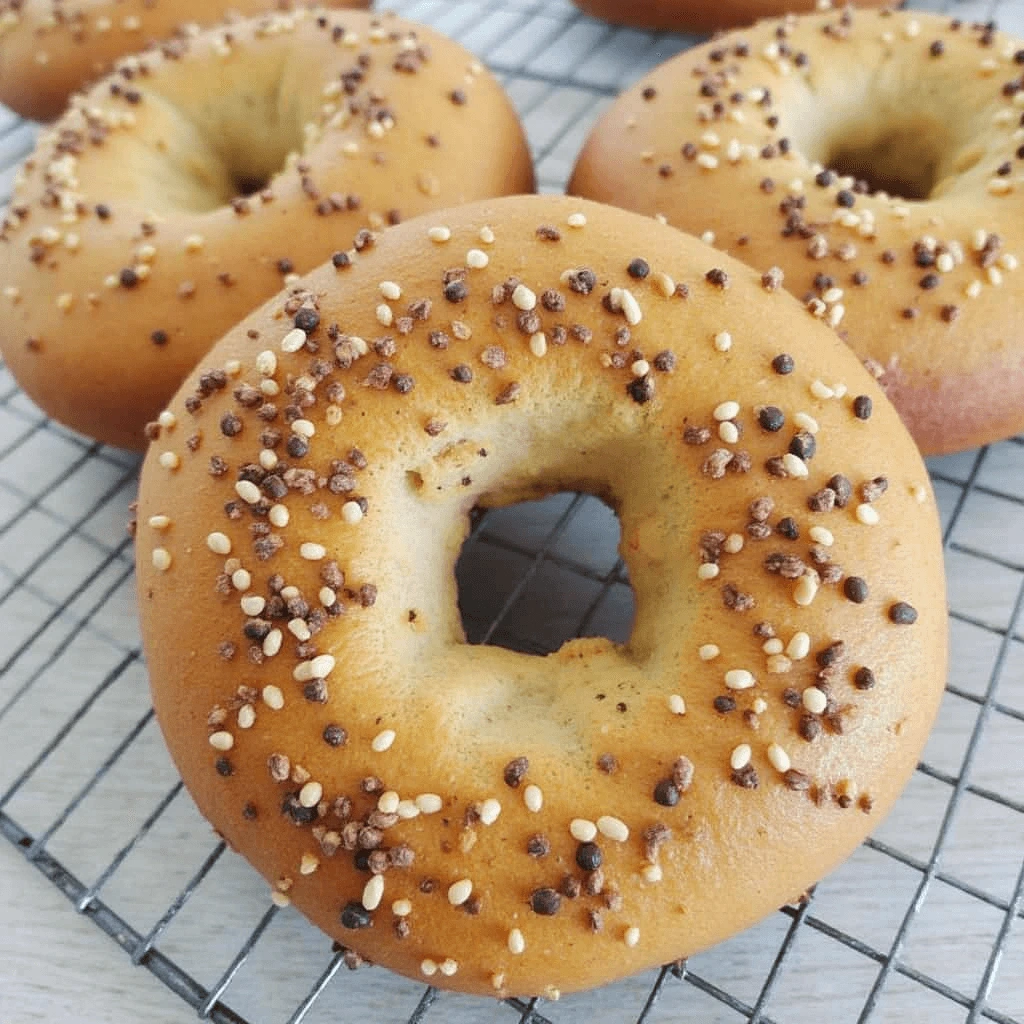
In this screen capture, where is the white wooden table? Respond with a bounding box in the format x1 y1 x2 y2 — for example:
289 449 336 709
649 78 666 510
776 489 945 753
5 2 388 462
1 1 1022 1022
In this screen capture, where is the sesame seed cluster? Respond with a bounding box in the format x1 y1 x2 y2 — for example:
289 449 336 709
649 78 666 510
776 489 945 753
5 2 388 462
570 7 1024 455
0 6 533 449
0 0 371 122
136 194 947 997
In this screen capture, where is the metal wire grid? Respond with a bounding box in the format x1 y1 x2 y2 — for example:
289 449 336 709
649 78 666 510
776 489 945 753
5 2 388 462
0 0 1021 1020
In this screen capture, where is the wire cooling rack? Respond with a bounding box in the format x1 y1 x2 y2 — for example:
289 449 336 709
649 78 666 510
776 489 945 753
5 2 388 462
1 0 1023 1021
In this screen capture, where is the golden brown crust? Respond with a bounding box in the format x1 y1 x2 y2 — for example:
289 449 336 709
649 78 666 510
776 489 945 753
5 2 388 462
135 194 947 998
0 0 371 122
569 8 1024 455
571 0 890 33
0 7 534 450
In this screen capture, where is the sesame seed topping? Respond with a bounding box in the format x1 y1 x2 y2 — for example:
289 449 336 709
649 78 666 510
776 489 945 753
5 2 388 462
567 213 587 228
235 480 261 504
151 548 172 572
523 785 543 813
421 960 438 977
362 874 385 911
342 501 364 524
802 687 828 715
668 694 687 715
697 563 720 581
793 412 819 434
597 815 629 842
787 632 811 660
624 926 641 948
377 791 400 814
414 793 443 814
158 452 180 472
719 422 739 444
371 729 395 752
300 542 327 561
392 899 412 917
269 505 290 529
466 249 489 269
571 819 599 842
512 284 537 311
256 350 277 377
856 504 880 526
397 800 420 819
207 728 234 753
767 743 791 774
725 669 755 690
428 226 451 243
479 798 502 824
730 744 752 771
294 655 335 681
148 515 171 531
508 928 526 954
618 289 643 325
298 781 322 808
288 619 311 642
794 574 819 606
262 685 284 710
782 453 809 479
281 328 307 353
448 878 473 905
698 644 720 661
809 527 834 546
262 630 282 658
713 331 733 352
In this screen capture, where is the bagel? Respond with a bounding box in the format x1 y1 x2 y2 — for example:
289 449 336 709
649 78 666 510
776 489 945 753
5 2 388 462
0 0 371 123
135 194 947 998
0 7 534 450
570 8 1024 455
570 0 890 34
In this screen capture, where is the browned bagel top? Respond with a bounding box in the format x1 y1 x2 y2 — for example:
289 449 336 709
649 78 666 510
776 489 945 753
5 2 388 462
0 0 371 122
136 194 947 999
0 7 534 449
570 8 1024 454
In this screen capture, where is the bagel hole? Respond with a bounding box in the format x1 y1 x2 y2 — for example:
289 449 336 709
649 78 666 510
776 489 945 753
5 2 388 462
825 138 938 201
455 493 634 655
233 173 274 199
815 115 954 201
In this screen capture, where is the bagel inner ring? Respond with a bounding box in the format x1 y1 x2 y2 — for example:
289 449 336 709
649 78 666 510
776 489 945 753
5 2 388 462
777 56 990 201
96 48 350 212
